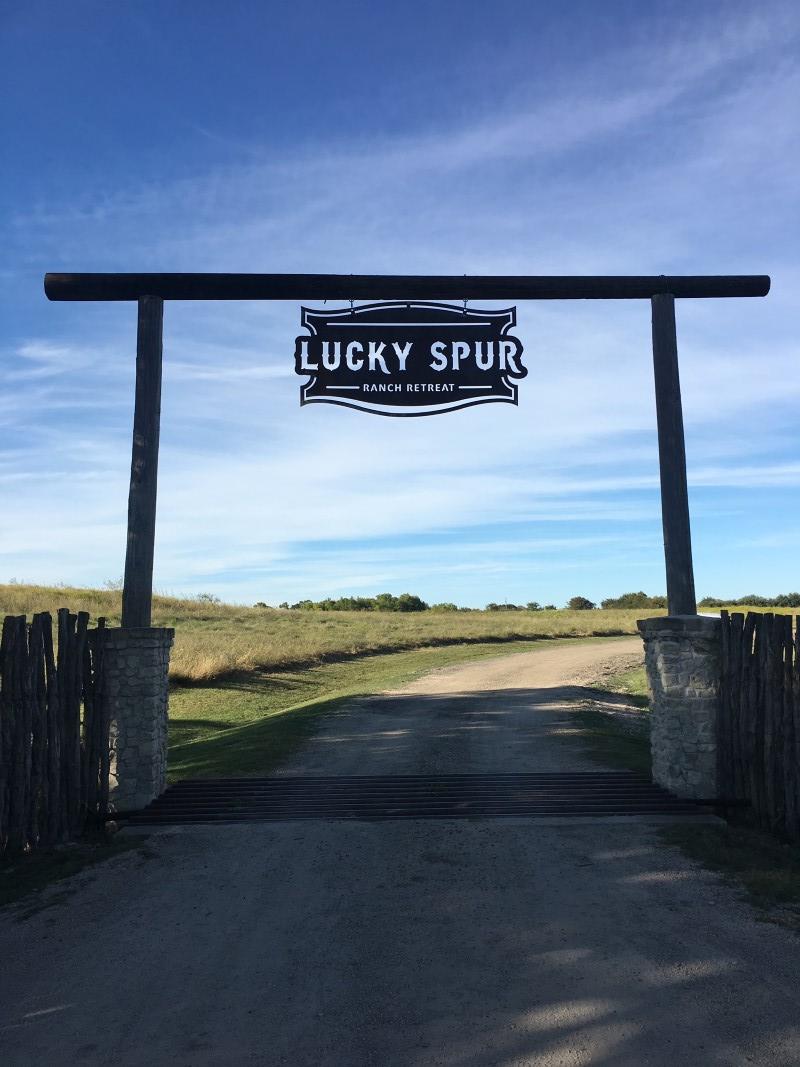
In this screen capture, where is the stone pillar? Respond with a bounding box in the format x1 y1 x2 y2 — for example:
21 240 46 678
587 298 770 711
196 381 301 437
638 616 721 799
101 627 174 812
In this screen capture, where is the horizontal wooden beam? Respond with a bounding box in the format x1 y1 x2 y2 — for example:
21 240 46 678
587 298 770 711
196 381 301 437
44 273 771 302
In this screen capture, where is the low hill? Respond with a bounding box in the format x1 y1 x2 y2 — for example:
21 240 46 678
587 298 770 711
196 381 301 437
0 583 665 684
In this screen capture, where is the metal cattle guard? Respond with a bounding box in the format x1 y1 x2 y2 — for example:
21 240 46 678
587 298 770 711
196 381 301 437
44 272 770 626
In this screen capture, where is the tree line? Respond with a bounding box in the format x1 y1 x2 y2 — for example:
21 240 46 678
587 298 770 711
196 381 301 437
265 591 657 612
254 590 800 613
274 594 431 612
698 593 800 608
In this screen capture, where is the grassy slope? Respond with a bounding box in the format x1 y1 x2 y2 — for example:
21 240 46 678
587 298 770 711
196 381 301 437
597 665 649 704
0 582 658 683
568 683 652 774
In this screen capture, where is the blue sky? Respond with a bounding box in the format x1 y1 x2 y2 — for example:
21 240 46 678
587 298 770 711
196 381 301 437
2 1 798 607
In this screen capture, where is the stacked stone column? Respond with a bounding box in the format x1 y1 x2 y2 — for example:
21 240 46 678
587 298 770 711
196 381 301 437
101 627 174 812
638 616 721 799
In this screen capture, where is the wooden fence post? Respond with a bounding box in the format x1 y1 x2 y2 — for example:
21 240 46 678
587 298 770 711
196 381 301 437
651 294 697 616
0 617 15 848
28 615 47 845
781 614 797 838
793 617 800 839
730 612 745 800
122 296 164 628
42 612 61 843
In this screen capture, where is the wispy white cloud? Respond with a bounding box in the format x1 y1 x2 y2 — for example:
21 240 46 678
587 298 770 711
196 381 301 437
167 360 293 383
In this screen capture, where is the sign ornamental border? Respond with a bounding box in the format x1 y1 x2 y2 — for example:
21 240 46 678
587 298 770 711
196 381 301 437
294 300 527 416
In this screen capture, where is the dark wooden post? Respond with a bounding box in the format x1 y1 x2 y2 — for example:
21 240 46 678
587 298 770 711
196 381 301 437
651 293 697 616
121 296 164 628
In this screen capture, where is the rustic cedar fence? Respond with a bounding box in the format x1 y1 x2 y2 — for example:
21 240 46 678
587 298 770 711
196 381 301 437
0 609 110 853
719 610 800 841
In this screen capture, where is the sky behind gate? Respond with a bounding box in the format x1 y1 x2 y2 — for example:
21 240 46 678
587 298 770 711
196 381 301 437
1 0 799 607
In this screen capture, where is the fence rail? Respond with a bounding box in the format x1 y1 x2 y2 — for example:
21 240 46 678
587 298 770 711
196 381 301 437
719 610 800 840
0 610 109 853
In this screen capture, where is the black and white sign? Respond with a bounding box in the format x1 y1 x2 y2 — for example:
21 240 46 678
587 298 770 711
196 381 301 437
294 301 527 416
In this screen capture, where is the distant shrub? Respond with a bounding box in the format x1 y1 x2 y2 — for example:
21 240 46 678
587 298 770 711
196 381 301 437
526 602 543 611
600 591 667 609
485 603 525 611
375 592 429 612
253 601 268 609
567 596 595 611
774 593 800 607
196 592 221 604
430 602 459 612
318 596 374 611
397 593 429 612
285 592 430 612
544 604 557 611
699 593 800 609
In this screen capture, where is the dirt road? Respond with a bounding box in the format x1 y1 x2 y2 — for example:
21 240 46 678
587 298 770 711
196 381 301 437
277 637 645 777
2 638 799 1066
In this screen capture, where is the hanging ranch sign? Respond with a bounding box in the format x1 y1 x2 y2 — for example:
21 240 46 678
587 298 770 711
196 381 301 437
293 301 527 416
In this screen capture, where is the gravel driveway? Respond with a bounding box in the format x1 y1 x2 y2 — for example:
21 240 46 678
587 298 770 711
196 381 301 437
1 637 799 1066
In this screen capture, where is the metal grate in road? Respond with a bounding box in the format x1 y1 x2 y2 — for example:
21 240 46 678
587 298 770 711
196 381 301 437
123 772 707 824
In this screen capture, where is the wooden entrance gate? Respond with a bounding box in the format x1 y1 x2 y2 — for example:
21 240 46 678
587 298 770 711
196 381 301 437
44 271 770 627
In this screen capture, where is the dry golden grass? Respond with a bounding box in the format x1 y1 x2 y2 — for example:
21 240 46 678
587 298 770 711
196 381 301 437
0 582 667 684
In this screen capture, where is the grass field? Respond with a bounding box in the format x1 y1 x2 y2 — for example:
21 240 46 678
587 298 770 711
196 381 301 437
0 582 662 684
